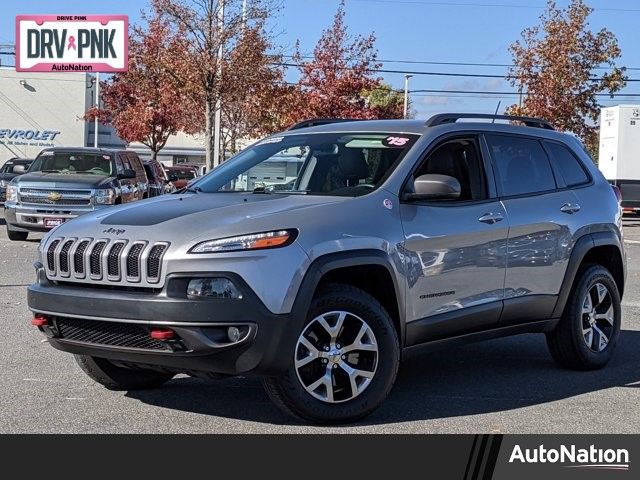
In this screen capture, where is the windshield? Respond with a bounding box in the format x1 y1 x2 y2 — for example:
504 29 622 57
169 168 197 180
30 152 113 175
1 161 30 173
192 132 419 196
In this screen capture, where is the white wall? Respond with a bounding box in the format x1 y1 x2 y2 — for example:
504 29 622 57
0 68 90 163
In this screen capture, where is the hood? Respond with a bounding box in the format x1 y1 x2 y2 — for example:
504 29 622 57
15 171 116 189
51 192 348 247
0 172 19 183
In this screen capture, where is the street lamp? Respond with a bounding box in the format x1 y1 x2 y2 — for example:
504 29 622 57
403 74 413 119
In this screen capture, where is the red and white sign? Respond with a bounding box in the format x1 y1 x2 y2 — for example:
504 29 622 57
16 15 128 72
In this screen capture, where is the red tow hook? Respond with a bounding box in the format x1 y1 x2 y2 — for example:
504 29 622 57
31 315 50 327
150 328 176 341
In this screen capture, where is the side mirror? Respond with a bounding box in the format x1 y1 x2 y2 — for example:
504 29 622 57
169 175 178 182
404 174 461 201
118 168 137 179
12 165 26 174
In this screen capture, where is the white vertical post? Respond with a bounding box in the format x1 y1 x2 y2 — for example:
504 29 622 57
403 74 412 119
94 72 100 148
212 1 225 168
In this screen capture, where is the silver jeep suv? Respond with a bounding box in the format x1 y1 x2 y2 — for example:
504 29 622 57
28 114 626 424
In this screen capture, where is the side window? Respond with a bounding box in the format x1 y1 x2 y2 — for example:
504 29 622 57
120 154 132 171
486 135 556 197
544 141 590 187
128 154 143 174
412 137 487 201
115 156 125 175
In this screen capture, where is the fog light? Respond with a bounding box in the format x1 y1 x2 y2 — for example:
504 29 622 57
187 278 243 299
227 326 241 343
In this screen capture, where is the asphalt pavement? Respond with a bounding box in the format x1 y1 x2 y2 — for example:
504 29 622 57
1 211 640 433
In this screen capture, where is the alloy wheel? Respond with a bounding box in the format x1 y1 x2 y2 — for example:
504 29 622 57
581 283 615 353
294 311 378 403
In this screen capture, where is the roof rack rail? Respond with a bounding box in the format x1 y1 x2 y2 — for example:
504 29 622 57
425 113 555 130
287 118 363 131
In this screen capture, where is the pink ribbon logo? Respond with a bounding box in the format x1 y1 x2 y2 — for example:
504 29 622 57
67 35 77 50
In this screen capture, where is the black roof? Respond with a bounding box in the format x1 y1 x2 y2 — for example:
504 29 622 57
38 147 130 155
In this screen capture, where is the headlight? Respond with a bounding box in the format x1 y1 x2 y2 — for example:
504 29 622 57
189 229 297 254
5 184 18 202
95 188 116 205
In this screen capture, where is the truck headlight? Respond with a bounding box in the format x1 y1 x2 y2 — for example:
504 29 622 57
95 188 116 205
5 184 18 202
189 229 297 254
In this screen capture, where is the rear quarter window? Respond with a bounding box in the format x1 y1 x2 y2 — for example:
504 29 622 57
544 141 590 187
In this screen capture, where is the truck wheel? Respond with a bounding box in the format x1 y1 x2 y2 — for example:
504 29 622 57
546 265 621 370
75 355 174 390
262 283 400 424
6 228 28 241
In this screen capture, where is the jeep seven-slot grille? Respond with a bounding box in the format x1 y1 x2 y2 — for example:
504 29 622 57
44 237 169 286
55 317 170 351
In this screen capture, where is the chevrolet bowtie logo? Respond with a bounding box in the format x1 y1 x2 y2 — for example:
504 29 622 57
48 191 62 202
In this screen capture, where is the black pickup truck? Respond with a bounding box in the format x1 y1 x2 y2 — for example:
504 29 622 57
3 148 148 241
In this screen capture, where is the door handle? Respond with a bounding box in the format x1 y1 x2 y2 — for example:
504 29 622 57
478 212 504 224
560 203 581 214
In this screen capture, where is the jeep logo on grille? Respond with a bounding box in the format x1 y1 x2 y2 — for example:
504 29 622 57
47 191 62 202
103 227 125 235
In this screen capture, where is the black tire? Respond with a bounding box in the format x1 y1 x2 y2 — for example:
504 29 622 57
75 355 174 390
546 265 621 370
262 283 400 424
6 228 28 241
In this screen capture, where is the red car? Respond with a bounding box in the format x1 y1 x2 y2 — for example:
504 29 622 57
166 165 199 190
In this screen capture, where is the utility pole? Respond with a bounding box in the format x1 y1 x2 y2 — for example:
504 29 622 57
94 72 100 148
242 0 247 24
403 74 413 119
212 1 225 169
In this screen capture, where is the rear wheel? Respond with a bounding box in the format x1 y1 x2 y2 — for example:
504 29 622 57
6 227 28 241
75 355 174 390
546 265 621 370
263 284 400 424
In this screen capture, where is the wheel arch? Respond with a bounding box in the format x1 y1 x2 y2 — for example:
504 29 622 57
552 230 626 318
290 250 405 346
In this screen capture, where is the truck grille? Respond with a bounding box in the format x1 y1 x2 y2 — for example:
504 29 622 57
19 188 92 207
45 237 169 286
55 317 171 351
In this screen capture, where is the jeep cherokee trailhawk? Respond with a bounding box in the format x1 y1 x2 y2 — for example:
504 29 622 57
28 114 626 424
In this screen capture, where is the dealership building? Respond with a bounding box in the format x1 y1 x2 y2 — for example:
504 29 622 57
0 68 206 166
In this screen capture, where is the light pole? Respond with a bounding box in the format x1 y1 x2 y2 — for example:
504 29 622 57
403 74 413 119
94 72 100 148
212 1 225 168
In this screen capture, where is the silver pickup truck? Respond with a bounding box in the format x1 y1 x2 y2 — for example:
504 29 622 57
4 147 148 241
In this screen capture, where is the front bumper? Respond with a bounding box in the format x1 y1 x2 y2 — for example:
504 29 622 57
4 202 102 232
27 265 295 376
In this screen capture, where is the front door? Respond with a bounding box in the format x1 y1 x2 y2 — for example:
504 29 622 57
400 135 509 342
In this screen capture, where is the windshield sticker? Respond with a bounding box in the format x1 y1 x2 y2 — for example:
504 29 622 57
258 136 284 146
382 136 411 147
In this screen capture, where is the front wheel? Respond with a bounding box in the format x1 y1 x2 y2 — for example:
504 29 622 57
546 265 621 370
75 355 174 390
6 227 28 241
262 284 400 424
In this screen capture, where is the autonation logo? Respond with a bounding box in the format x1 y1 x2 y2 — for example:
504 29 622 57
509 444 630 471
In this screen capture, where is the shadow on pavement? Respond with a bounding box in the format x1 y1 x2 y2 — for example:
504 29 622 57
126 329 640 426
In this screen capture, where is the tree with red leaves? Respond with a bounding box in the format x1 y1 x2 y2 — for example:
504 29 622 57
507 0 626 154
85 14 198 160
292 1 397 122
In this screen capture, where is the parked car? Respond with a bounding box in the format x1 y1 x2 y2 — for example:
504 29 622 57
4 148 148 241
166 165 199 189
143 159 174 197
28 114 625 424
0 158 33 204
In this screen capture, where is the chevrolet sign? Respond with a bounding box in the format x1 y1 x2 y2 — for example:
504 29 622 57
16 15 128 72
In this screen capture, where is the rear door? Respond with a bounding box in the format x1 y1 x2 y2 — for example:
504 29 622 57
117 153 136 203
485 134 582 325
400 134 509 342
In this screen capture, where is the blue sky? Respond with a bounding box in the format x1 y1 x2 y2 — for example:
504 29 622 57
2 0 639 117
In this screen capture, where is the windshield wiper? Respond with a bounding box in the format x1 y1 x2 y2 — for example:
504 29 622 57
41 169 61 173
183 186 201 194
